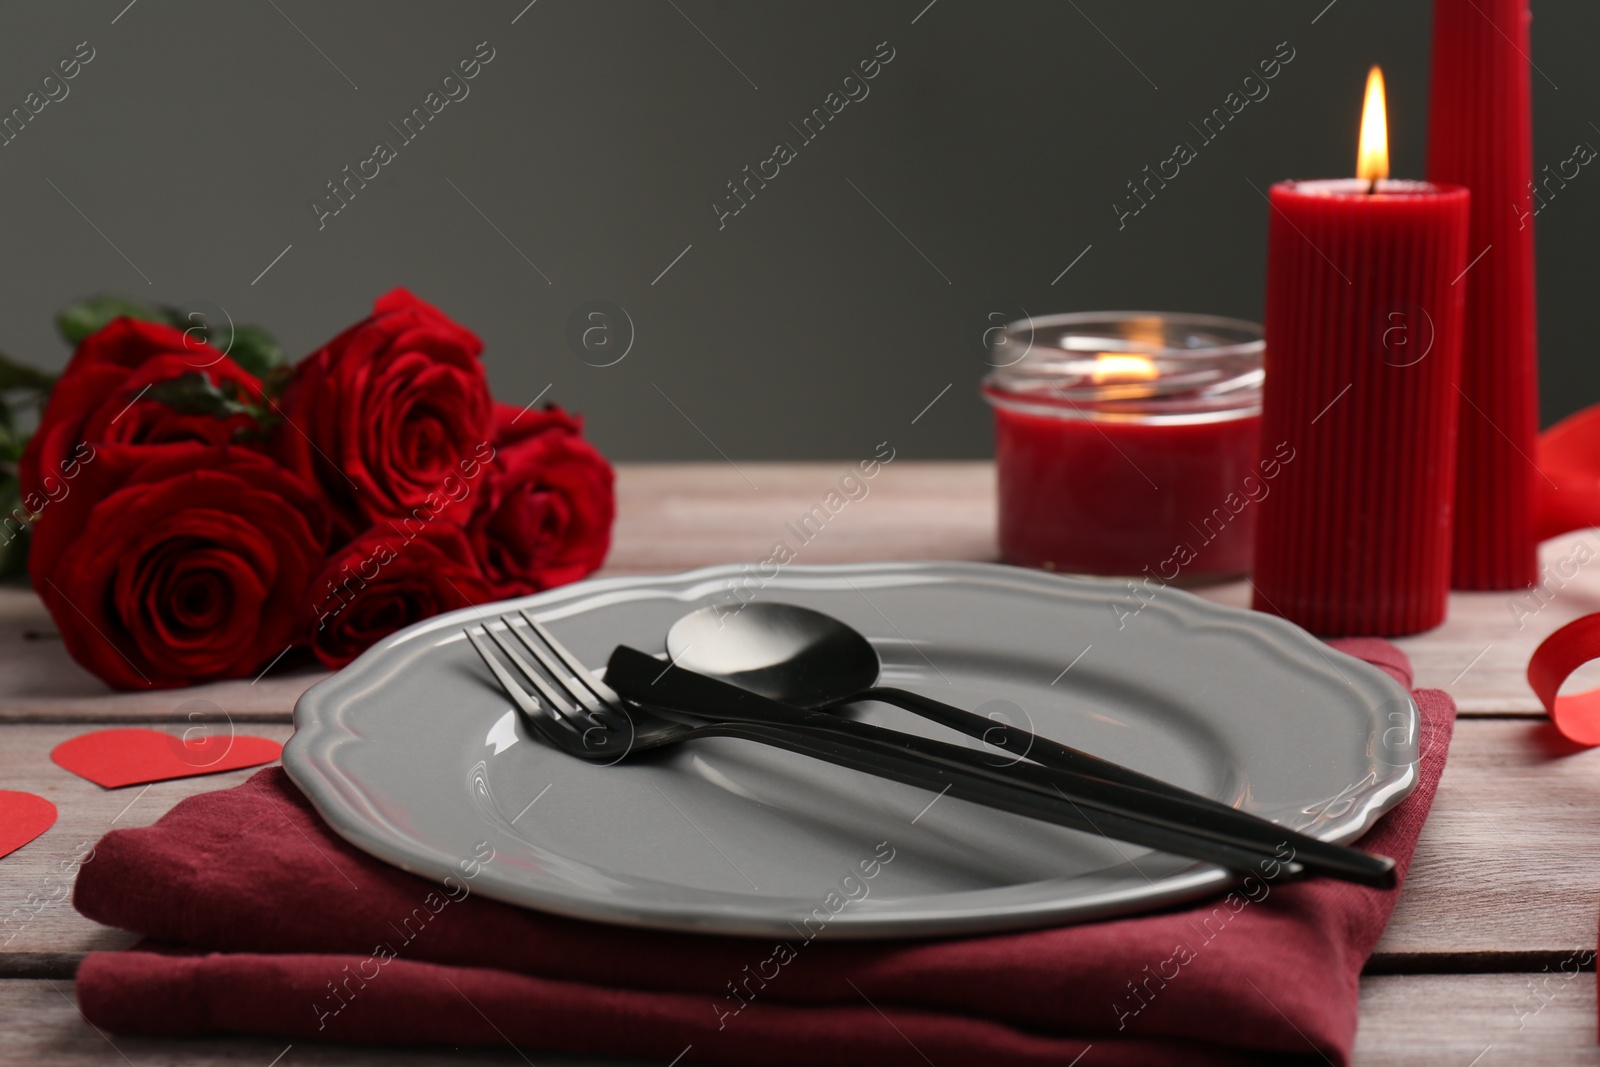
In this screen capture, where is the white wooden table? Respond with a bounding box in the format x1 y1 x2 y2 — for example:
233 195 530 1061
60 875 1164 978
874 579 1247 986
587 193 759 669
2 463 1595 1065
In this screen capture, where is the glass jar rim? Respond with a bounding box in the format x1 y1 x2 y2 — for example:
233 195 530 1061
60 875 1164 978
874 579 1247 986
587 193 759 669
983 310 1263 422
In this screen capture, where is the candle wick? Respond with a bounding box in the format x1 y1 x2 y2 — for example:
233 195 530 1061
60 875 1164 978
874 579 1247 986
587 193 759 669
1366 178 1378 196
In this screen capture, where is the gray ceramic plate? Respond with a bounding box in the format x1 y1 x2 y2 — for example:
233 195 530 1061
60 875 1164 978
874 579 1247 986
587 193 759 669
284 562 1418 939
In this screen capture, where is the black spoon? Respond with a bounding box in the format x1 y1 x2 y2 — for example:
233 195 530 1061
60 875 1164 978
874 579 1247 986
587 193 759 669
666 602 1312 818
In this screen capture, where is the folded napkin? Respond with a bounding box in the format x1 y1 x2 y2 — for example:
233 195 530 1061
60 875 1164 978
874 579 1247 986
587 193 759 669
75 639 1452 1066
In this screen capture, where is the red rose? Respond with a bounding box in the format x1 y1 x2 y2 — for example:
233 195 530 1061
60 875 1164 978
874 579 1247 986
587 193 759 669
274 288 493 541
308 522 490 668
471 403 615 595
30 445 329 690
20 318 265 505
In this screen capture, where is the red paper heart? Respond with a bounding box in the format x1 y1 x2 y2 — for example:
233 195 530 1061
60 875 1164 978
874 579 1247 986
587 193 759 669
0 791 56 860
51 728 283 789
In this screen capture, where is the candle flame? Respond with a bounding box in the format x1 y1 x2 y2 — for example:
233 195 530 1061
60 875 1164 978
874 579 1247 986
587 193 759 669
1088 354 1160 383
1357 65 1388 184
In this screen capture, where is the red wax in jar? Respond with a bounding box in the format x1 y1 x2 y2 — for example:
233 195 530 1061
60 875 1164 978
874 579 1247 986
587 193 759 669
984 312 1266 581
995 408 1263 579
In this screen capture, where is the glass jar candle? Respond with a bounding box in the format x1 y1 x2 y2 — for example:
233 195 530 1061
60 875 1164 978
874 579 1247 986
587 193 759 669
982 312 1265 582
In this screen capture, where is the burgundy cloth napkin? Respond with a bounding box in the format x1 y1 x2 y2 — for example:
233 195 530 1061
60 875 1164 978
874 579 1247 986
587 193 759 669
74 639 1452 1066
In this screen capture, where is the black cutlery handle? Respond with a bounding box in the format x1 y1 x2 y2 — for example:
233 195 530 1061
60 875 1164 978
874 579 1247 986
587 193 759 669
607 646 1396 889
679 706 1390 889
695 719 1312 881
854 685 1397 888
862 684 1234 798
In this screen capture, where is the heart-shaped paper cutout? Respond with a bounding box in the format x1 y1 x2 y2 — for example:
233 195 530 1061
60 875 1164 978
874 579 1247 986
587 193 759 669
0 791 56 860
51 728 282 789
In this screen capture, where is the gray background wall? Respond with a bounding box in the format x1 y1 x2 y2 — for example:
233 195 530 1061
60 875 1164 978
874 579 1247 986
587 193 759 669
0 1 1594 461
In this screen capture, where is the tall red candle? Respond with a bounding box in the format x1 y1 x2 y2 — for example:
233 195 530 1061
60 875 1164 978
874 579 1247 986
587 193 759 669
1428 0 1540 590
1252 71 1472 636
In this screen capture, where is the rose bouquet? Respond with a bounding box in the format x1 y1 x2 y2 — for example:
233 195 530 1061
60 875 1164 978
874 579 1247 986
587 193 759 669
11 288 613 689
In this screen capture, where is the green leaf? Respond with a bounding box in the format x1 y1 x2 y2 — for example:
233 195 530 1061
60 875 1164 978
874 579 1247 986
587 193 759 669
0 352 57 392
57 296 165 346
0 478 30 584
259 363 293 399
225 324 288 379
143 372 256 420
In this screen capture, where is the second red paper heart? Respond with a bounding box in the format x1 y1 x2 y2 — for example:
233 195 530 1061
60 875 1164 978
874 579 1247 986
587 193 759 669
52 728 283 789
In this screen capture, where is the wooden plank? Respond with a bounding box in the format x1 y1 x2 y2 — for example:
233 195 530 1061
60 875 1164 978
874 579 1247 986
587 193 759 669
607 464 1600 715
0 978 642 1065
1183 533 1600 717
0 975 1591 1066
0 591 325 723
0 462 1586 720
603 461 999 574
1353 974 1600 1065
1375 717 1600 958
0 719 1593 968
1390 530 1600 714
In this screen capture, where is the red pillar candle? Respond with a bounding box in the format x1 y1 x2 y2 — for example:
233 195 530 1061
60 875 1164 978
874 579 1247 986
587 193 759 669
1428 0 1540 590
1252 70 1471 636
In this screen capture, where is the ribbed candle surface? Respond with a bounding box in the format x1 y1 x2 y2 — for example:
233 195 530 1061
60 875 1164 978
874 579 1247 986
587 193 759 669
1252 180 1470 636
1428 0 1540 590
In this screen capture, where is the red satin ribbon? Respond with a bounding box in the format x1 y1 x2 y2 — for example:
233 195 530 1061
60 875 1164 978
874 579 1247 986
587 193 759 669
1528 406 1600 743
1528 616 1600 745
1536 406 1600 542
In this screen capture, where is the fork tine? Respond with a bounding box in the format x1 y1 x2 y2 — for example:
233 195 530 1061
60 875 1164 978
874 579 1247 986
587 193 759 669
481 622 582 725
466 626 579 755
500 613 608 717
464 627 542 720
516 610 625 707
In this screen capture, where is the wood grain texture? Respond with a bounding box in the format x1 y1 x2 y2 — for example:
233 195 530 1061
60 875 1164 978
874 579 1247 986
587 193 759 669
0 592 325 723
1376 719 1600 957
605 463 1600 715
604 462 999 574
0 463 1581 720
1390 530 1600 714
0 976 1589 1066
0 979 647 1065
1354 974 1600 1065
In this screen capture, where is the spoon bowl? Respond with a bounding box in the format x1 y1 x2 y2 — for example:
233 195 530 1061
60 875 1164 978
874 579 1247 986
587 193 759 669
665 602 880 709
